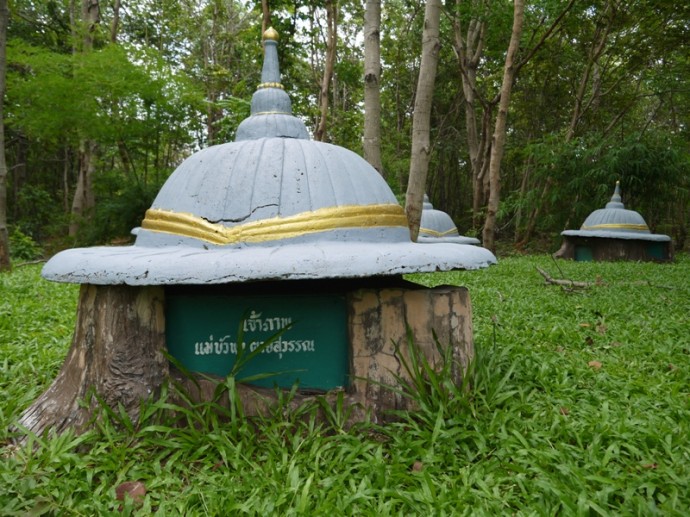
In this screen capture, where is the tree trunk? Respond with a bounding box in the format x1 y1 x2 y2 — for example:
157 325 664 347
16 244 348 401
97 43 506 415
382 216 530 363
69 0 100 239
203 3 223 145
69 140 97 238
110 0 121 43
482 0 524 253
454 0 575 240
314 1 337 142
452 9 489 226
17 285 168 437
0 0 10 271
566 12 611 141
63 145 71 213
11 136 27 221
363 0 384 178
261 0 270 34
405 0 441 241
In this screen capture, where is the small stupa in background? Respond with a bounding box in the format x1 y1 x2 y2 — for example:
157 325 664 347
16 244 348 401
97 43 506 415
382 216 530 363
555 181 672 262
418 195 480 245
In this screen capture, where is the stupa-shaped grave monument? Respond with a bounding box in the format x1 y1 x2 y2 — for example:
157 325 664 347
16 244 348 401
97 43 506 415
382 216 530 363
19 29 496 436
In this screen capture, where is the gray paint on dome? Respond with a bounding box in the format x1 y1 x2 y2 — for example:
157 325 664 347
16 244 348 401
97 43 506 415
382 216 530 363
418 234 481 245
259 34 281 83
580 207 649 233
148 138 399 230
42 241 496 285
236 113 310 141
250 88 292 115
604 182 625 209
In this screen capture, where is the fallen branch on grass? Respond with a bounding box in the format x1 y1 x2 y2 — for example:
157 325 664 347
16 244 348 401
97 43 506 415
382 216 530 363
15 259 48 268
536 267 599 289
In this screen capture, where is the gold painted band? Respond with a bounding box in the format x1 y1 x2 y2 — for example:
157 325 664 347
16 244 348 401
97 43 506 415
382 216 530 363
419 227 459 237
258 82 284 90
581 223 649 231
142 204 408 245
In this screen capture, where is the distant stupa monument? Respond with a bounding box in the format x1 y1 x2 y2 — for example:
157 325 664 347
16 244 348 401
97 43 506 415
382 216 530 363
555 182 672 262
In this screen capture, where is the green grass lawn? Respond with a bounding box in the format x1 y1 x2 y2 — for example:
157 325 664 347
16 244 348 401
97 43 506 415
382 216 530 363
1 255 689 515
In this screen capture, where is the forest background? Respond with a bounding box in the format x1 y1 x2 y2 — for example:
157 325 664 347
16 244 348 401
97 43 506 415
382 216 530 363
0 0 688 267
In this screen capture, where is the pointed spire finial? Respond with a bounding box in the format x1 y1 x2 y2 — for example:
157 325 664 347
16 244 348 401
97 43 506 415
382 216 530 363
606 181 625 209
234 27 309 141
258 27 282 88
263 26 279 41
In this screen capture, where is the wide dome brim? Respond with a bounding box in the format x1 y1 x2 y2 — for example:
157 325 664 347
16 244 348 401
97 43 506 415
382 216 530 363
418 235 481 245
561 229 671 241
42 241 497 285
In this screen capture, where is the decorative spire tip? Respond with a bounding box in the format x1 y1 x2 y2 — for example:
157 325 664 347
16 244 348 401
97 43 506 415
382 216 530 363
263 27 279 41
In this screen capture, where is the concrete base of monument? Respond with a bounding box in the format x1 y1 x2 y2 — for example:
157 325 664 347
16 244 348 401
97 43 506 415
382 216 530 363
555 235 673 262
17 281 474 437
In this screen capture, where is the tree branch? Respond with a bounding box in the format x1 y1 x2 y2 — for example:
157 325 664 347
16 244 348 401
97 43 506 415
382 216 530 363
536 267 600 289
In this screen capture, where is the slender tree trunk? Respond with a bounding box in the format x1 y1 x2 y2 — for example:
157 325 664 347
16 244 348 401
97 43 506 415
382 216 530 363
0 0 9 270
472 106 493 224
261 0 270 34
566 14 611 141
314 1 338 142
454 0 575 240
452 9 488 226
70 0 100 239
12 137 27 221
63 146 71 213
513 151 533 245
203 3 222 145
110 0 120 43
363 0 384 178
70 140 97 237
405 0 441 241
482 0 524 253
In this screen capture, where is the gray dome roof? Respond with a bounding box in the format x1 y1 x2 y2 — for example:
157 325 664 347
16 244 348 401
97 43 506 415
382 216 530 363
418 196 480 245
136 137 401 248
562 182 670 242
42 29 496 285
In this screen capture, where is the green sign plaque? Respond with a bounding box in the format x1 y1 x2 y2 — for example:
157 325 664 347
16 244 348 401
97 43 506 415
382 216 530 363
165 293 348 390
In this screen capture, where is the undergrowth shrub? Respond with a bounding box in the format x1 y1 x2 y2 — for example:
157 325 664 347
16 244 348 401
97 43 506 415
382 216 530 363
8 226 43 261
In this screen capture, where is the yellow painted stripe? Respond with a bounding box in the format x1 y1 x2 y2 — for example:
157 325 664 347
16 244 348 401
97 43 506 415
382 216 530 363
258 82 284 90
581 223 649 231
142 204 408 245
419 227 459 237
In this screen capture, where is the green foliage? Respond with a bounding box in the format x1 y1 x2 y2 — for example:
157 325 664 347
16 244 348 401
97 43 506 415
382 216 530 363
2 256 690 514
80 171 164 245
6 40 201 147
7 227 43 261
12 185 67 245
0 266 78 436
503 129 690 245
